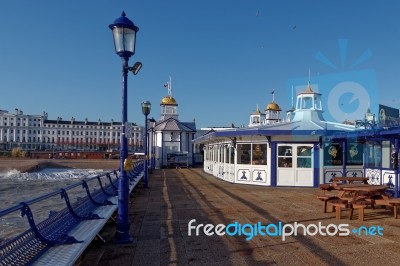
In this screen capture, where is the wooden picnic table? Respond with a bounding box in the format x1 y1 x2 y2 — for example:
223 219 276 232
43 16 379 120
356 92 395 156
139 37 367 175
334 184 388 200
331 177 369 185
333 184 394 221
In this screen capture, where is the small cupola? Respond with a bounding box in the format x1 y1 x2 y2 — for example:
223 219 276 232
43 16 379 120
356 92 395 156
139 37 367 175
249 104 265 127
292 75 326 123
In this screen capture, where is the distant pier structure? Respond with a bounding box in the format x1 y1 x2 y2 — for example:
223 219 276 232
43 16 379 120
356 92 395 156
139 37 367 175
148 81 197 168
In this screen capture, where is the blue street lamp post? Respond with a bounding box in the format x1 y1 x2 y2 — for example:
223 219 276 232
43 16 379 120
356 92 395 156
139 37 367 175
109 12 140 243
148 117 156 172
141 101 151 187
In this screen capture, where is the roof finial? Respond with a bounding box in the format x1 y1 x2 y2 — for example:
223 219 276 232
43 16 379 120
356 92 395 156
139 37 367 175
306 69 313 92
291 85 294 108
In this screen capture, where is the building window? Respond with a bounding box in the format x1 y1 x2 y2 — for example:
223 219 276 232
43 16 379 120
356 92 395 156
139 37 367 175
297 146 312 168
278 145 293 167
251 144 267 165
237 144 251 165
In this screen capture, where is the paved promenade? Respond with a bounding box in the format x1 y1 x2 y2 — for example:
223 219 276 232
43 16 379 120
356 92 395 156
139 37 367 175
80 167 400 266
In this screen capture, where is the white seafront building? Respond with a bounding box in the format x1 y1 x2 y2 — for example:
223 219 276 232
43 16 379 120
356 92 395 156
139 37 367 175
193 83 400 192
0 108 143 153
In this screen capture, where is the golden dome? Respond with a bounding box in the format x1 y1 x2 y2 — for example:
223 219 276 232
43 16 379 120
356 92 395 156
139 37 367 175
160 96 178 105
266 101 281 111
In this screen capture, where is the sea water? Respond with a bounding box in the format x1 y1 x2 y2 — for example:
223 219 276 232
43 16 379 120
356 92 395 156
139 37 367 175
0 168 106 243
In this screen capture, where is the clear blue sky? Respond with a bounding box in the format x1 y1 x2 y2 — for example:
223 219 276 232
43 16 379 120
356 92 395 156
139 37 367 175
0 0 399 128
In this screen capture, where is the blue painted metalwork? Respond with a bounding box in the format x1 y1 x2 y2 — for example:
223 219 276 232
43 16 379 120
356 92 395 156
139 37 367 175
20 201 83 246
97 175 117 197
313 143 319 187
270 142 277 186
60 189 102 220
342 140 347 176
109 11 141 244
82 180 114 206
0 162 145 265
144 113 149 188
394 139 399 197
107 173 119 190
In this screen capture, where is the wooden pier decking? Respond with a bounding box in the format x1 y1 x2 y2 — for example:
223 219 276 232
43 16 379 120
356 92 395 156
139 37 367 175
80 167 400 266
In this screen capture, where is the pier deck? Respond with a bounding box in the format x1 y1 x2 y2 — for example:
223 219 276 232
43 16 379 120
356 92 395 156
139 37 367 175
80 168 400 266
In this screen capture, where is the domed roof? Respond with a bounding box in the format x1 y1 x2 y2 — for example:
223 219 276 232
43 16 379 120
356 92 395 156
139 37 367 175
266 101 281 111
160 96 178 106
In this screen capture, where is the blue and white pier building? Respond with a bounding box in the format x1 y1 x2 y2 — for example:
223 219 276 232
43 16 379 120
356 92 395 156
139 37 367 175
193 84 400 196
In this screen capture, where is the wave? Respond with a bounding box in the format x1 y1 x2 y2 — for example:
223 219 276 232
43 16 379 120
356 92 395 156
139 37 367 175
0 168 105 181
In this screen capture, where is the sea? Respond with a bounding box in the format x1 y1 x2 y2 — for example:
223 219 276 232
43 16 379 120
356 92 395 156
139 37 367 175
0 168 107 243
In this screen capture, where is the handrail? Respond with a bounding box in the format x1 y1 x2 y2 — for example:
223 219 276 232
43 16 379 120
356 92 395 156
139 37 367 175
0 171 114 218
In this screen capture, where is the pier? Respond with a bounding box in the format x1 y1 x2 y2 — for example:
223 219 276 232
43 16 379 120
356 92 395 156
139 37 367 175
80 167 400 265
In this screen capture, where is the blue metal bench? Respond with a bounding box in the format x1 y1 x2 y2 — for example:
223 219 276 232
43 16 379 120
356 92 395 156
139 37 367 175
0 162 144 266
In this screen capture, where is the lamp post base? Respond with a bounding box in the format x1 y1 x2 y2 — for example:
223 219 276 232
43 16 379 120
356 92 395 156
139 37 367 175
113 231 134 244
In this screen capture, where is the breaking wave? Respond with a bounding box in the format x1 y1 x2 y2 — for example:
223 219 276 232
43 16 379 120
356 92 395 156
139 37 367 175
0 168 104 181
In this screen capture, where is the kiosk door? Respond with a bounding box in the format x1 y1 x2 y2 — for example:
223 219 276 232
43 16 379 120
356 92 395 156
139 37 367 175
277 144 314 186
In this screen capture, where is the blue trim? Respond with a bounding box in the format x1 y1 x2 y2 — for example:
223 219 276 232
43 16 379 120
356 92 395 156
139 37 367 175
193 127 356 144
270 142 277 186
191 133 195 166
180 132 182 151
313 144 319 187
161 133 164 167
395 139 399 197
342 140 347 176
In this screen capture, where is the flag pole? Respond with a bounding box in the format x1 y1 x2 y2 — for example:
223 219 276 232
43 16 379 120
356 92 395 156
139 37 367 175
169 75 172 96
272 89 275 102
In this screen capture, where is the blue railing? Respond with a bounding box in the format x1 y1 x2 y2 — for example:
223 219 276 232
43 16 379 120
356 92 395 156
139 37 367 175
0 160 144 266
